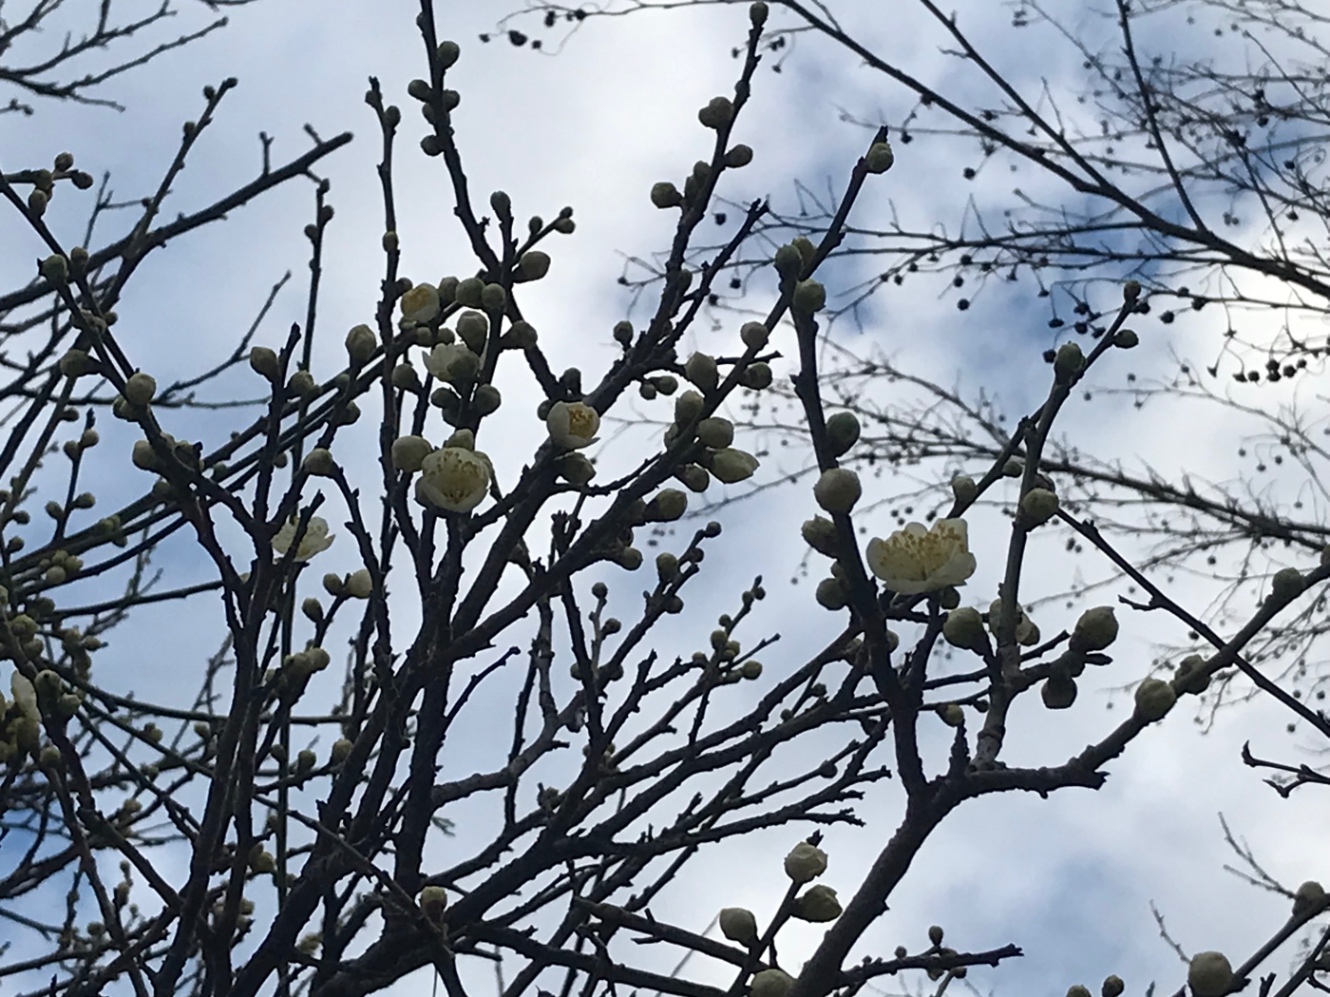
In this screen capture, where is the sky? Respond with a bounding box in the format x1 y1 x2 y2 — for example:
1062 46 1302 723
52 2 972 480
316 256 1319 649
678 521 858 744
4 1 1330 996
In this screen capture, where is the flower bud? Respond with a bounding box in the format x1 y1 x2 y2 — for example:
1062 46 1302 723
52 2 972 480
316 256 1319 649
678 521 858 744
725 144 754 168
698 96 734 129
645 488 688 522
864 141 895 173
250 346 280 381
391 435 434 473
773 243 803 279
419 885 448 922
816 578 846 610
1042 672 1078 709
719 907 758 944
685 352 719 393
939 704 964 727
651 182 684 209
793 885 842 922
481 283 506 313
1133 678 1175 722
1114 329 1139 349
750 970 793 997
951 474 978 504
825 412 860 457
344 569 373 599
813 468 861 514
675 464 711 492
740 321 768 349
345 324 377 364
1270 567 1304 604
1054 341 1085 382
674 390 704 427
750 1 769 27
400 282 441 325
1019 488 1059 526
131 439 159 471
1071 607 1118 652
942 607 987 652
438 40 461 70
1173 655 1210 696
555 452 596 485
1102 976 1125 997
288 369 315 396
710 448 759 484
1002 457 1024 478
792 279 826 314
1123 280 1141 303
124 371 156 407
697 417 734 449
302 448 336 477
59 349 99 379
1187 952 1233 997
40 253 67 284
784 842 827 883
1294 880 1325 917
742 362 773 390
331 738 353 763
801 516 840 557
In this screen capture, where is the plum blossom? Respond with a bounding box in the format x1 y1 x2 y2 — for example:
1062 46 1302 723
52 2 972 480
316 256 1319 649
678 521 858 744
273 516 335 561
866 519 975 594
546 401 600 449
416 446 491 513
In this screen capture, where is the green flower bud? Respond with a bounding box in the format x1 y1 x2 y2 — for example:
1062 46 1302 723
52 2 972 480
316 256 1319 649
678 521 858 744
750 969 794 997
1187 952 1233 997
391 435 434 473
942 607 987 653
864 141 895 173
710 449 760 484
40 253 67 284
555 452 597 486
249 346 280 381
1071 606 1118 652
131 439 159 472
719 907 758 944
793 237 816 266
288 369 316 396
615 547 644 571
651 182 684 209
1020 488 1060 526
741 659 762 680
1114 329 1139 349
698 96 734 129
345 324 377 365
1173 654 1210 696
124 372 157 407
773 243 803 279
801 516 840 557
951 474 978 504
1054 341 1085 383
825 412 861 457
1123 279 1141 302
1042 672 1078 709
685 352 719 393
793 884 842 922
454 277 484 308
1133 678 1176 722
675 464 711 492
750 1 769 27
674 390 705 426
1294 880 1325 917
517 250 551 281
742 362 773 390
1101 976 1125 997
656 551 679 583
331 738 353 764
815 577 848 610
646 488 688 522
1066 988 1091 997
456 310 489 352
725 144 754 168
697 417 735 449
1270 567 1305 604
813 468 861 514
740 322 769 349
302 448 336 477
481 283 506 313
792 279 826 315
1002 457 1024 478
783 841 827 883
473 383 502 415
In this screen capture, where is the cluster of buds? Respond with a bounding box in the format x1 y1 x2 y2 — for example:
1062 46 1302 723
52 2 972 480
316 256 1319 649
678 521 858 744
37 549 83 587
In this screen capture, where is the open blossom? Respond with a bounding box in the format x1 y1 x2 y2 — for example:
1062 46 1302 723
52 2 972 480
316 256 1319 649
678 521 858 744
866 519 976 594
424 343 479 385
400 282 440 325
546 401 600 449
416 446 491 513
273 516 335 561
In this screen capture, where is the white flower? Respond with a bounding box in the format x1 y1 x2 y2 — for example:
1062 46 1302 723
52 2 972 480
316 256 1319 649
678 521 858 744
272 516 335 561
866 519 976 594
344 569 373 599
416 446 491 513
400 283 440 325
546 401 600 449
424 343 479 385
